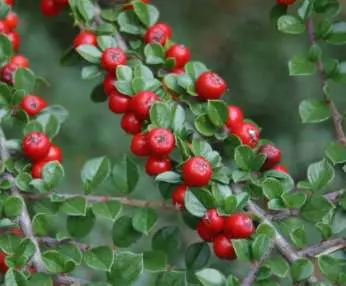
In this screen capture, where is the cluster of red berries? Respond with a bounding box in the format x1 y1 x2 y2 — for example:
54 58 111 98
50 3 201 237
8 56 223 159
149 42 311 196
0 0 20 50
276 0 296 5
40 0 69 17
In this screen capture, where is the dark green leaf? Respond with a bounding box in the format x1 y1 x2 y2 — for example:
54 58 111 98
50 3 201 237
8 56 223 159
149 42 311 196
133 2 159 27
152 226 181 255
59 196 86 216
42 161 64 189
301 196 334 222
291 258 314 282
144 43 165 64
84 246 113 271
4 197 23 217
150 102 172 128
265 256 289 278
289 55 316 76
299 99 330 123
185 242 210 270
67 209 95 238
326 141 346 165
132 208 158 235
326 22 346 45
92 201 122 221
112 216 142 247
117 11 143 35
281 192 307 208
156 271 187 286
111 155 139 194
14 68 35 93
307 159 334 192
207 100 228 127
76 45 102 64
81 156 111 192
143 250 167 272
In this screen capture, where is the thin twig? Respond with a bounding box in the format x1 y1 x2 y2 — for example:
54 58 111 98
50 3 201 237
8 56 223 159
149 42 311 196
298 238 346 258
55 275 88 285
37 237 90 252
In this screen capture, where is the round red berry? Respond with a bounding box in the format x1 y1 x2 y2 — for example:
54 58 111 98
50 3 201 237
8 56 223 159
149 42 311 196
32 161 46 179
226 105 244 132
121 112 142 135
20 95 47 117
233 122 260 148
1 63 18 85
10 55 30 68
0 252 8 273
196 71 227 100
103 74 116 95
4 0 14 6
130 91 159 120
147 128 175 157
197 220 215 242
40 0 63 16
22 132 51 162
224 213 255 239
144 23 172 45
42 144 63 163
73 31 97 48
54 0 69 7
4 12 18 31
272 164 289 174
7 31 20 51
145 156 172 176
172 184 187 210
166 44 191 68
10 228 23 237
182 156 213 187
108 93 130 114
276 0 296 5
201 208 224 233
101 48 127 73
131 133 150 157
0 21 9 33
213 235 236 260
259 144 281 170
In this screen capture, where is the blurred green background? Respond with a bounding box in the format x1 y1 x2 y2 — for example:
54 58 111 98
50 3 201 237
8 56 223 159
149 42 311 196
8 0 346 284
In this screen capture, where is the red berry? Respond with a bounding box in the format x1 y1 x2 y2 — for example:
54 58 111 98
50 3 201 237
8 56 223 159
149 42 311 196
42 144 63 163
233 122 260 148
144 23 172 45
130 133 150 157
103 74 116 95
147 128 175 157
226 105 244 132
166 44 191 68
10 228 23 236
172 184 187 210
0 252 8 273
1 63 18 85
130 91 159 120
172 67 185 75
121 112 142 135
213 235 236 260
101 48 127 73
108 93 130 114
124 0 150 10
4 0 14 6
73 31 97 48
4 12 18 31
54 0 69 7
197 220 215 242
272 164 289 174
259 144 281 170
10 55 30 68
182 156 213 187
20 95 47 116
0 21 9 33
145 156 173 176
276 0 296 5
201 208 224 233
22 132 51 162
31 161 46 179
7 31 20 51
196 71 227 100
40 0 63 16
224 213 255 239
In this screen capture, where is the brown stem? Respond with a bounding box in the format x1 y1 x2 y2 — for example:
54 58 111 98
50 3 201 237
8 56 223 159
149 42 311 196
37 237 90 252
55 275 88 285
298 238 346 258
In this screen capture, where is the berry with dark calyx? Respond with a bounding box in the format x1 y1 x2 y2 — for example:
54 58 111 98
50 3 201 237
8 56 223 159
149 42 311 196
7 31 20 51
108 93 130 114
20 95 47 116
31 161 46 179
144 22 172 45
42 144 63 163
233 121 260 148
147 128 175 157
224 213 255 239
1 63 18 85
166 44 191 68
40 0 63 16
101 48 127 73
0 21 9 33
226 105 244 132
4 12 19 31
131 133 150 157
73 31 97 48
276 0 296 5
213 235 236 260
182 156 213 187
272 164 289 174
196 71 227 100
121 112 142 135
103 73 116 95
145 156 173 176
130 91 159 120
10 54 30 68
4 0 14 6
172 184 187 210
0 252 8 273
22 132 51 162
259 144 281 170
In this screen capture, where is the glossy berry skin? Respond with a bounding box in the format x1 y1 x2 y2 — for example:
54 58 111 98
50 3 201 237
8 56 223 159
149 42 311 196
276 0 296 5
259 144 281 170
101 48 127 73
182 156 213 187
144 23 172 45
121 112 142 135
108 93 130 114
172 184 187 210
4 12 19 31
147 128 175 157
197 220 215 242
103 74 116 95
20 95 47 116
145 156 172 176
54 0 69 6
4 0 14 6
31 161 46 179
10 55 30 68
1 63 18 85
130 91 159 120
131 133 150 157
200 208 224 235
0 252 8 273
196 71 227 100
166 44 191 68
7 31 20 51
213 235 236 260
233 122 260 148
40 0 62 16
272 164 289 174
22 132 51 162
226 105 244 131
0 21 9 33
224 213 255 239
73 31 97 48
43 144 63 163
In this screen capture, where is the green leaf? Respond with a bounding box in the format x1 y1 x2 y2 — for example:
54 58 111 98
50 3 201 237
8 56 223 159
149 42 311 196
184 190 208 218
116 65 133 81
226 275 240 286
76 45 102 64
42 250 75 273
297 0 314 20
326 22 346 45
133 2 159 27
268 198 285 210
265 256 289 278
301 196 334 222
192 139 221 167
67 209 95 238
97 35 116 50
195 268 226 286
28 273 53 286
281 192 307 208
171 104 186 135
207 100 228 127
0 34 13 62
234 145 265 172
314 0 340 18
14 68 35 93
112 216 142 247
92 201 122 221
291 258 314 282
185 242 210 270
318 255 344 281
232 239 251 261
326 141 346 165
84 246 113 271
155 171 181 183
331 209 346 234
40 105 69 124
117 11 143 35
152 226 181 255
4 270 27 286
36 114 60 139
132 208 158 235
150 102 172 128
59 196 86 216
76 0 94 21
156 271 187 286
81 66 102 80
252 234 272 260
143 250 167 272
289 228 307 248
185 62 208 81
299 99 330 123
195 115 218 137
15 172 32 192
144 43 165 64
277 15 305 34
4 197 22 217
262 178 285 200
111 155 139 194
307 159 334 191
289 55 316 76
81 156 111 193
42 161 64 189
107 251 143 285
